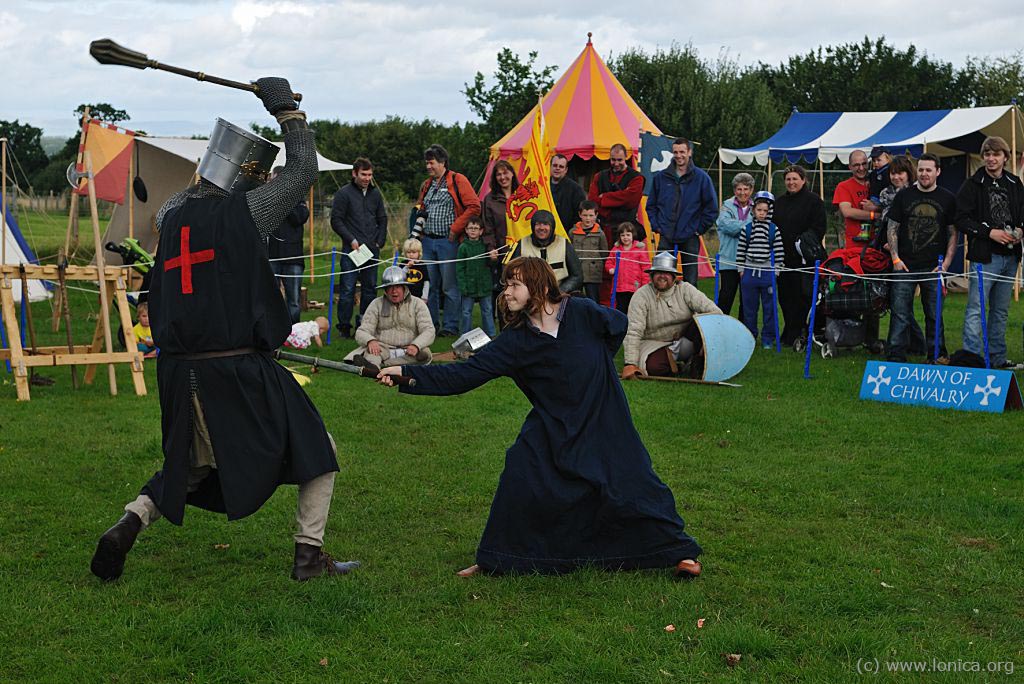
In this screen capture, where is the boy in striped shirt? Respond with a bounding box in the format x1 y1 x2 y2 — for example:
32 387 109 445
737 192 784 348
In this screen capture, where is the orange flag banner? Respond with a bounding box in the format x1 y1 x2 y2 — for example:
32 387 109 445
506 106 568 244
74 120 135 205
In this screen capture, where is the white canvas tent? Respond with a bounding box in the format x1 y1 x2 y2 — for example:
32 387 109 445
100 136 351 263
2 206 50 303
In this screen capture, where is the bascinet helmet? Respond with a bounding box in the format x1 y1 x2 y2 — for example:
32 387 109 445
377 265 412 289
646 251 679 276
197 118 279 192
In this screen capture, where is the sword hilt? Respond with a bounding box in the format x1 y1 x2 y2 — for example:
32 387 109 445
362 367 416 387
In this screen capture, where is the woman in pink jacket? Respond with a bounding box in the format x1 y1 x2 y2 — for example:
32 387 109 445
604 222 651 313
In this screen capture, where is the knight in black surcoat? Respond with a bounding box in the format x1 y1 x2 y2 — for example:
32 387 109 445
91 77 358 582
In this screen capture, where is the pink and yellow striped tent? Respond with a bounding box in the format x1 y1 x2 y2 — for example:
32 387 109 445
489 36 661 162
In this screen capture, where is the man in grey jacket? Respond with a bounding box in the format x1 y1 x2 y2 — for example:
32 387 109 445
622 251 721 378
330 158 388 337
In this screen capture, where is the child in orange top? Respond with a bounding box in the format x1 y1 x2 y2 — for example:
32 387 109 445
604 222 650 313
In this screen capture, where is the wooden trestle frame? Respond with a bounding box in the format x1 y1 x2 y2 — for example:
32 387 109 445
1 141 147 401
0 264 146 400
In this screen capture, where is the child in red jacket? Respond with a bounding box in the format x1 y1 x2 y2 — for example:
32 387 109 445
604 222 651 313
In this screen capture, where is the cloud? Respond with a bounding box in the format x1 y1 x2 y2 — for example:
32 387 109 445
6 0 1024 138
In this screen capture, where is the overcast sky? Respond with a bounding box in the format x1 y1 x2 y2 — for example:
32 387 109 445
4 0 1023 138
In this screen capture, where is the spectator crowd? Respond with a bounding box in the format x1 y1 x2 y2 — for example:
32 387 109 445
275 135 1024 375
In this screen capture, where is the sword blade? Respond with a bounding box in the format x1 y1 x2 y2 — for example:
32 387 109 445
274 349 415 386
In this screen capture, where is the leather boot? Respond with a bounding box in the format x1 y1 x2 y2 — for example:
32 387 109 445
291 542 360 581
90 512 143 581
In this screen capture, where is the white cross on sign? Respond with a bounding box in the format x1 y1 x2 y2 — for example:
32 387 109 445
866 365 891 396
973 374 1003 406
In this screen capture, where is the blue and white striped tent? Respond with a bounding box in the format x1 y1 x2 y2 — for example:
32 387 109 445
720 105 1023 166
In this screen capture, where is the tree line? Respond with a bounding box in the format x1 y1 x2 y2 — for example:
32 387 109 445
5 37 1024 201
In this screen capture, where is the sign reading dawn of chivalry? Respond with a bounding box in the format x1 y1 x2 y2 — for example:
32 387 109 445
860 361 1023 413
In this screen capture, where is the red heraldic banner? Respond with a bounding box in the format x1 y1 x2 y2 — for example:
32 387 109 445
74 120 135 205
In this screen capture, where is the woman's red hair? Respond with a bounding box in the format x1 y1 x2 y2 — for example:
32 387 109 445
498 256 566 328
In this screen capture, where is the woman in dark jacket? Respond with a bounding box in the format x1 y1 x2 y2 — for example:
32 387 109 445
481 160 517 255
481 160 518 322
773 165 827 347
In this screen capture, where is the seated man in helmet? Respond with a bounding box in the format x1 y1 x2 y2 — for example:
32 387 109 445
508 209 584 293
90 77 358 584
621 251 722 378
345 264 436 369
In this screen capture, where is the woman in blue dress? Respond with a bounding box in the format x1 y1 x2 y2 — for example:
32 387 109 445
378 257 702 579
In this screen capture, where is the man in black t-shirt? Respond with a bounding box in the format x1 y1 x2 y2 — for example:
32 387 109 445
885 154 958 363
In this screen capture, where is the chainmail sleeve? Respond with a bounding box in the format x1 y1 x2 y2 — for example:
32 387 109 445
245 125 318 239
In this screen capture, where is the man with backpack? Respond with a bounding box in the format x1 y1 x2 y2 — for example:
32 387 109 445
414 144 481 336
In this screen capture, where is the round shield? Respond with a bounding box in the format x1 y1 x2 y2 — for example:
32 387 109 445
693 313 755 382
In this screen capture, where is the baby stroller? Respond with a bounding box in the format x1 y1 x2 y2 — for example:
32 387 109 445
808 245 891 358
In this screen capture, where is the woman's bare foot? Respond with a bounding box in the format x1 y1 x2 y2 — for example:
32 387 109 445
456 564 481 577
674 559 702 579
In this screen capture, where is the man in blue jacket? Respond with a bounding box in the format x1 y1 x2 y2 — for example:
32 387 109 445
646 138 719 286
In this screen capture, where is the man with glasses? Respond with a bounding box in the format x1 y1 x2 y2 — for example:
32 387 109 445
834 150 874 245
833 149 883 353
549 153 587 233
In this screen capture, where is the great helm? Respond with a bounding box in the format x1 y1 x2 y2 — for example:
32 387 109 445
646 251 679 276
377 265 412 289
197 118 280 193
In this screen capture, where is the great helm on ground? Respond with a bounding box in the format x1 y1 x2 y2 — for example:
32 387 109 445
197 118 280 192
377 265 412 289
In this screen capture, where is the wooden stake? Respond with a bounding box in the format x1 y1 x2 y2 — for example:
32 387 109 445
57 249 79 388
18 265 38 384
84 151 118 396
0 274 29 400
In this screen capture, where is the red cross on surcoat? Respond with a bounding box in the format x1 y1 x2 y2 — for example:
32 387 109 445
163 226 215 294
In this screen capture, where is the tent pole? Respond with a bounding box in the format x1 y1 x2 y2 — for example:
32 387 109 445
817 157 824 200
1012 104 1019 176
128 148 134 240
64 107 91 257
766 157 772 194
717 153 723 205
1 137 6 265
308 185 315 285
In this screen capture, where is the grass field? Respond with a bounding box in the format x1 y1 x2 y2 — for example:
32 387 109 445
1 217 1023 681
